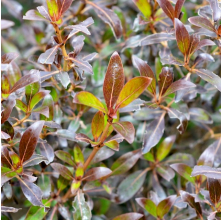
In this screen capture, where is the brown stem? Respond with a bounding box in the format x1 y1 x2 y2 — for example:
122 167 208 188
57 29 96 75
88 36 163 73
12 113 31 127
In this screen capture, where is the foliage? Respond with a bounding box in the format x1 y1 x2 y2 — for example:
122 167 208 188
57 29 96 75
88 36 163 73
1 0 221 219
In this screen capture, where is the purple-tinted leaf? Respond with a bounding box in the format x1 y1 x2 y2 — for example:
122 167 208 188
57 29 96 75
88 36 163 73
159 48 184 66
156 0 175 21
116 170 146 204
112 121 135 144
90 147 115 164
157 195 177 218
163 79 196 97
103 51 124 113
23 154 48 167
136 198 157 217
194 39 215 53
197 139 221 166
56 71 70 89
70 57 93 74
56 129 76 141
140 33 175 46
167 107 188 134
21 173 38 183
142 113 165 154
189 107 213 124
175 18 190 56
1 206 21 213
51 163 73 180
88 2 123 39
207 178 221 206
75 133 93 144
23 9 48 21
1 131 10 140
156 166 175 181
19 178 43 206
16 99 28 113
111 149 141 176
38 46 60 65
171 163 195 183
71 35 85 56
55 150 75 166
193 53 215 68
1 95 16 124
193 69 221 92
191 165 221 179
156 135 176 161
104 140 119 151
188 16 216 33
132 55 156 95
10 70 40 94
39 142 54 165
37 6 52 21
1 147 11 168
1 167 17 186
19 121 44 163
32 106 49 118
209 0 221 22
1 19 14 30
180 190 202 218
119 98 144 113
175 0 185 18
113 213 143 220
84 167 112 181
2 0 22 21
57 0 73 16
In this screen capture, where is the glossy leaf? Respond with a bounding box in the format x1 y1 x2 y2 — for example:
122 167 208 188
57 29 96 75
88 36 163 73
19 178 43 206
29 90 50 110
72 190 92 220
16 99 28 112
19 121 44 163
133 0 151 18
1 95 16 124
189 107 213 124
38 142 54 165
193 69 221 92
132 55 156 95
175 0 185 18
171 163 195 183
156 0 175 21
56 129 76 141
142 114 165 154
207 178 221 206
91 111 104 141
73 91 107 113
88 2 123 39
157 195 177 218
112 121 135 144
188 16 216 33
46 0 60 22
115 76 152 109
38 46 59 64
84 167 112 181
23 154 48 167
174 18 190 56
104 139 119 151
136 198 157 217
103 51 124 112
163 79 196 97
111 149 141 176
71 179 81 194
1 167 17 186
1 206 21 213
74 145 84 165
57 0 73 16
25 81 40 103
156 135 176 161
209 0 221 22
51 163 73 180
10 70 40 94
113 213 143 220
55 150 75 166
1 74 10 98
191 165 221 179
180 190 202 218
158 67 174 96
116 170 146 204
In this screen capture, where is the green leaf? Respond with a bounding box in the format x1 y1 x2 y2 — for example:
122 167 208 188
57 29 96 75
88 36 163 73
71 179 81 194
29 90 50 110
156 195 177 218
91 111 104 141
16 99 28 112
156 135 176 161
116 76 152 109
73 91 107 113
170 163 195 183
143 152 155 162
74 145 84 165
133 0 152 18
136 198 157 217
40 94 54 121
174 18 190 56
72 190 92 220
1 167 17 186
57 176 70 191
25 81 40 103
46 0 61 23
104 140 119 151
1 74 10 99
113 213 143 220
55 150 75 166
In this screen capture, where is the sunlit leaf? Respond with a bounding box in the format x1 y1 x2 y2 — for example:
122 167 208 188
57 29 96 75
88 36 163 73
84 167 112 181
91 111 104 141
136 198 157 217
51 163 74 180
191 165 221 179
113 213 143 220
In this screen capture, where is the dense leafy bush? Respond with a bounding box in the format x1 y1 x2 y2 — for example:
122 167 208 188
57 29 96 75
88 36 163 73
1 0 221 219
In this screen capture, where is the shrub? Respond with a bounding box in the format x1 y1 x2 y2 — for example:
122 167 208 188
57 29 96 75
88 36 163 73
1 0 221 219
